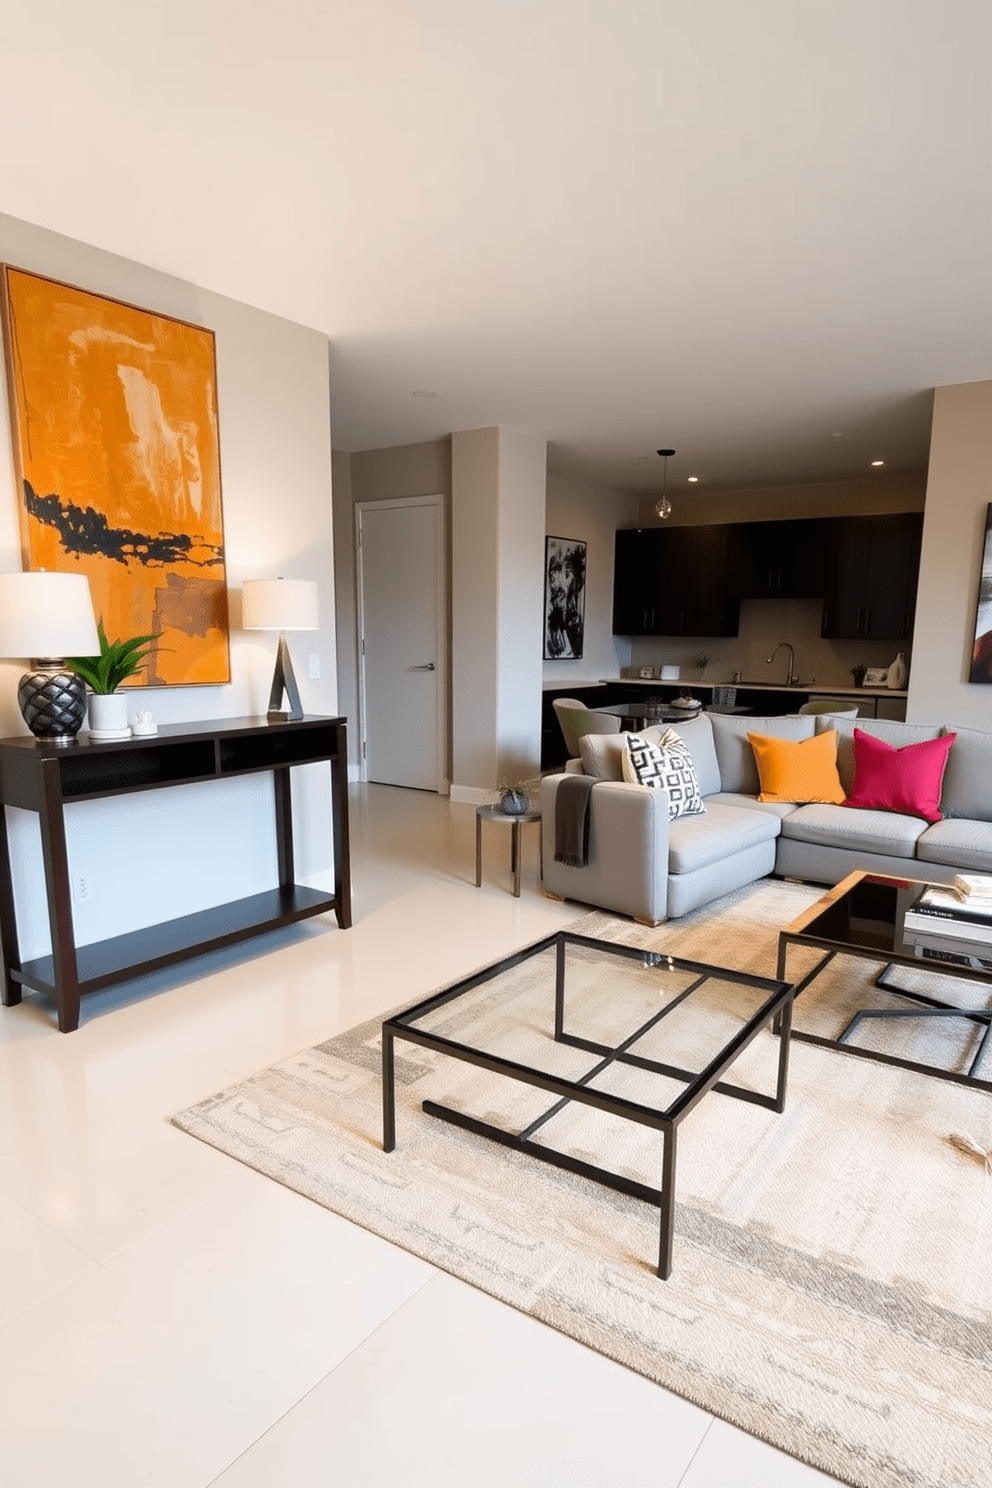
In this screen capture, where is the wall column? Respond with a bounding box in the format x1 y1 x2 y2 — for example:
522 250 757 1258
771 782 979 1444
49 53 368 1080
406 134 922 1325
910 379 992 726
451 425 546 800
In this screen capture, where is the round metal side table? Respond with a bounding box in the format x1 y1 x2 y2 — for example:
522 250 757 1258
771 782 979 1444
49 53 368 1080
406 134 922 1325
475 803 542 898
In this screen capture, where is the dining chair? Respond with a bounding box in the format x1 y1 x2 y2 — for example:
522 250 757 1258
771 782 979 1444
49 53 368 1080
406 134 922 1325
797 701 860 718
552 698 621 759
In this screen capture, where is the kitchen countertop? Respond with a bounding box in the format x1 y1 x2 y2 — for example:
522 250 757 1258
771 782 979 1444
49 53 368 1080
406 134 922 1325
598 678 909 699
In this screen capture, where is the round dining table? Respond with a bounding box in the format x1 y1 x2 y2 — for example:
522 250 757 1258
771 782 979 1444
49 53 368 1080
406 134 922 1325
593 700 703 730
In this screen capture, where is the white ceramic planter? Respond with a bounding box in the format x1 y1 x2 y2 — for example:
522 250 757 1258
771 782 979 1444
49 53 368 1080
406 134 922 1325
88 692 130 738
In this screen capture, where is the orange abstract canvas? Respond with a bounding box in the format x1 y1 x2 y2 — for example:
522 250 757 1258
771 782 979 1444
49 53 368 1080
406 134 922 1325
1 266 230 685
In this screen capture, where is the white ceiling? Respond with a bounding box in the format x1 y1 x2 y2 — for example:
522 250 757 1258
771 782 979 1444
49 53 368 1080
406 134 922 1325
0 1 989 503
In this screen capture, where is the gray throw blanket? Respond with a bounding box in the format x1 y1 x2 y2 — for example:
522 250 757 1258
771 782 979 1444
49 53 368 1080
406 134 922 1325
554 774 595 868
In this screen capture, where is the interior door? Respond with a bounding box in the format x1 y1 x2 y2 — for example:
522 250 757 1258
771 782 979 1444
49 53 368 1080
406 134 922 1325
356 496 445 791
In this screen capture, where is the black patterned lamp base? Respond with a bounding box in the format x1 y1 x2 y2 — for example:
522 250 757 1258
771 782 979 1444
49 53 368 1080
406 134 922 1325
17 669 88 742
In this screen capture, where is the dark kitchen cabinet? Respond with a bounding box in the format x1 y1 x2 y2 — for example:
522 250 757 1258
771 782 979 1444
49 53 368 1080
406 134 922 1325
736 519 825 599
612 527 652 636
820 513 923 640
612 526 740 637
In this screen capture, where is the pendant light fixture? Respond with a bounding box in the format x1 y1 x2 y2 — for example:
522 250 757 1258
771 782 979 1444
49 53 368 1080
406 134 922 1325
654 448 675 519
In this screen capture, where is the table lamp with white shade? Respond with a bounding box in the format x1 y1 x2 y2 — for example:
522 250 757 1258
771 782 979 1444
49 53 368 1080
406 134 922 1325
242 577 319 722
0 571 101 742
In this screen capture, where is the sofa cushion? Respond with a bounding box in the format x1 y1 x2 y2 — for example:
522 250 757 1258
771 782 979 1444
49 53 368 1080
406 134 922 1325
663 713 721 796
748 729 845 804
816 715 944 794
579 714 722 794
579 726 664 780
621 730 705 820
916 818 992 873
706 790 798 820
668 801 780 876
938 726 992 822
710 714 815 794
780 803 928 859
844 728 955 823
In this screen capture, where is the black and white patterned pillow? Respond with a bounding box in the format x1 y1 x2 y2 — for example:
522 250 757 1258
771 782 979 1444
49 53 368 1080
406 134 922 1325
621 728 706 820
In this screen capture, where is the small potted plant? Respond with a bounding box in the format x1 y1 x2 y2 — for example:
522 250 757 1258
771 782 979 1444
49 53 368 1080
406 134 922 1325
493 776 536 816
67 621 160 737
694 651 711 680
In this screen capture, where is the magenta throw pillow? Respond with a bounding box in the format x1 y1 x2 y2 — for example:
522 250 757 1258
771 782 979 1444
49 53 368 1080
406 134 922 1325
844 728 956 822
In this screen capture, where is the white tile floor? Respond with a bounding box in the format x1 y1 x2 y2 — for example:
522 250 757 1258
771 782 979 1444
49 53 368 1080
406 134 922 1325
0 784 841 1487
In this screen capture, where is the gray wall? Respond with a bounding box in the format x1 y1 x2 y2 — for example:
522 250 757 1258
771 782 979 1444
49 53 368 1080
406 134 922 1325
544 472 639 687
910 379 992 727
450 426 546 797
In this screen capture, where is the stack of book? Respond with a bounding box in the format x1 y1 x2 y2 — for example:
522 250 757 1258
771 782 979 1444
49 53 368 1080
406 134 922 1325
902 876 992 970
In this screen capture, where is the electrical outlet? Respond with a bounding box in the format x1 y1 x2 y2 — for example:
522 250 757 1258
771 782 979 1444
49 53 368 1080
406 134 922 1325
308 654 321 680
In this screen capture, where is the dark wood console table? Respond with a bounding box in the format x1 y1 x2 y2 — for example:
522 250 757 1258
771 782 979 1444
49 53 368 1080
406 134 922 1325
0 715 351 1032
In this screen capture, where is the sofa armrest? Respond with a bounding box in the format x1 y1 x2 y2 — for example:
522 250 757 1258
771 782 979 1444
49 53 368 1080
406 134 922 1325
540 774 671 924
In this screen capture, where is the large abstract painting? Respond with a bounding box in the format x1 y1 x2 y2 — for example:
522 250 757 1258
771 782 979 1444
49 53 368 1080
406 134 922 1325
543 535 586 660
970 503 992 683
1 266 230 685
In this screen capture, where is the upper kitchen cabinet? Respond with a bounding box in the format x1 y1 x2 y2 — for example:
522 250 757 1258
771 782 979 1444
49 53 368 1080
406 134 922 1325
612 526 652 635
820 513 923 640
735 519 826 599
612 526 741 637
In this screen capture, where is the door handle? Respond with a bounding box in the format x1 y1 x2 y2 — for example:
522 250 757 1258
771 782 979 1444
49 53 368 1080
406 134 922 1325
411 663 436 671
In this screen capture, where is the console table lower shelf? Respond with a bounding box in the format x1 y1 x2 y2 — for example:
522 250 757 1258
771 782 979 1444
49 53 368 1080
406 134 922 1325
13 884 336 1004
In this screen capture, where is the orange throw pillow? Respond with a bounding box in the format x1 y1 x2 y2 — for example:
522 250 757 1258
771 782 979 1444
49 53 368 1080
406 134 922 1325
747 729 845 804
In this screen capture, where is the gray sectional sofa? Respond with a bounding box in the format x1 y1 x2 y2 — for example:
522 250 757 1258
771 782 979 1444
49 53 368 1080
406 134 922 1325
540 712 992 925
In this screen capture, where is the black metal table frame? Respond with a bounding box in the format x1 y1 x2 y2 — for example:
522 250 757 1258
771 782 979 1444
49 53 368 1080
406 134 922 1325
778 874 992 1093
382 929 794 1279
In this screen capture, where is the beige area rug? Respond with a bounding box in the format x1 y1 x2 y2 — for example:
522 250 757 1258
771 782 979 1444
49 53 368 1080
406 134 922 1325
173 880 992 1488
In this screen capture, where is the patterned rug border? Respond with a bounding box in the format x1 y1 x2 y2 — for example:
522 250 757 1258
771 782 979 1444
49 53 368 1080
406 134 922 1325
172 883 992 1488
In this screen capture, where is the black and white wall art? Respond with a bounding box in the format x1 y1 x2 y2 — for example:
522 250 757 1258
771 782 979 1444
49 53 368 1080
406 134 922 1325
543 535 586 660
970 503 992 683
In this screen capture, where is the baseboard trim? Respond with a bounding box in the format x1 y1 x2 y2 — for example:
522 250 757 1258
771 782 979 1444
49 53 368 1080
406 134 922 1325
449 784 491 806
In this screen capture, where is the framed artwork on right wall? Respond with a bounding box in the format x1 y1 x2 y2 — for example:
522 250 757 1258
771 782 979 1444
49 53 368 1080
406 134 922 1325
970 503 992 683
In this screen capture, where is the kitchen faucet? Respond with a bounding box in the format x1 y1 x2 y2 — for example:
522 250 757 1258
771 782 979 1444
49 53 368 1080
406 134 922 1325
766 642 798 686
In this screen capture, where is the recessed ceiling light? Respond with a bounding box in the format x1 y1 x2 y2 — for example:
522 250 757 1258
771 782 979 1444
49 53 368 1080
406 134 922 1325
870 459 885 467
412 389 439 399
687 476 699 483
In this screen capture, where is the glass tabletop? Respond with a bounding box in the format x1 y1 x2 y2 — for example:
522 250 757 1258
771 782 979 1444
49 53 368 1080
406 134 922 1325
390 932 790 1120
788 873 992 973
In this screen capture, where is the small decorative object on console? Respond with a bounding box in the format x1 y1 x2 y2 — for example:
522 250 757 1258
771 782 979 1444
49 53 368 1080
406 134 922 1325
863 667 889 687
67 620 160 741
132 710 158 737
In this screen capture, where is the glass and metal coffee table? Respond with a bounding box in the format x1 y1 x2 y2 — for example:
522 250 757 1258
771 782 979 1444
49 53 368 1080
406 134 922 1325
778 871 992 1091
382 930 793 1279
